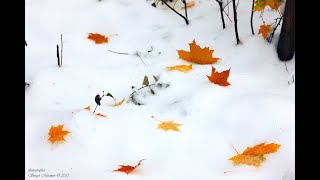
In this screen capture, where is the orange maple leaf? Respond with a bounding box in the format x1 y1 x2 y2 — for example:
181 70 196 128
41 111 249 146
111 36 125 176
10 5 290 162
48 124 70 144
258 24 271 39
243 142 281 156
229 142 280 167
206 66 231 86
166 64 192 73
113 159 145 175
96 113 107 117
84 105 90 111
87 33 109 44
177 39 220 64
181 1 195 9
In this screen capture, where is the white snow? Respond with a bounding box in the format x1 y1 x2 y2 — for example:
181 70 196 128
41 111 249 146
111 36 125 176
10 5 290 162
25 0 295 180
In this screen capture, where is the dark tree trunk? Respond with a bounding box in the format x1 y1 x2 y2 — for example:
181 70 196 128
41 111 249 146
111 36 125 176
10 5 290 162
217 0 225 29
250 0 255 34
232 0 240 44
277 0 295 61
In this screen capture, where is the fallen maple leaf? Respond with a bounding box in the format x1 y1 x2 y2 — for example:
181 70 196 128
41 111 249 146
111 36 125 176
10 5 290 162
84 105 91 111
48 124 70 144
243 142 281 156
87 33 109 44
166 64 193 73
177 39 220 64
181 1 195 9
112 98 125 107
258 24 271 39
229 142 280 167
113 159 145 175
158 121 182 132
206 66 231 86
96 113 107 117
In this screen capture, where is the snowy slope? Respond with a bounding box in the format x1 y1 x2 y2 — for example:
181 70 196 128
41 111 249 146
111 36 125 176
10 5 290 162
25 0 295 180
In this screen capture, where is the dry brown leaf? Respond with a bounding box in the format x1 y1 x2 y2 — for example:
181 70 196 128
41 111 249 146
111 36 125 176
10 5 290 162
166 64 193 73
181 1 195 9
96 113 107 117
177 39 220 64
84 105 91 111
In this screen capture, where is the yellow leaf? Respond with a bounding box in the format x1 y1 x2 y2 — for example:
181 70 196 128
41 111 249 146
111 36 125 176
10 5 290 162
113 98 125 107
158 121 182 132
166 64 193 73
177 39 220 64
229 155 266 167
229 142 280 167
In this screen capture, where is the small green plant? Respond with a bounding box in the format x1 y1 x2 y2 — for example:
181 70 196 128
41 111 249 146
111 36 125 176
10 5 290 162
129 75 169 105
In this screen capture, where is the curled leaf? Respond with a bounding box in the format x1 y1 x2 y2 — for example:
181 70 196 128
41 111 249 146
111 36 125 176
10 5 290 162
95 94 101 106
106 93 114 99
113 98 125 107
95 113 107 117
113 159 145 175
84 105 91 111
143 75 149 86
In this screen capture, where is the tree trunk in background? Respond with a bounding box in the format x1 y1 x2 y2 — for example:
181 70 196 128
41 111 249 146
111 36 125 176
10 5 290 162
277 0 295 61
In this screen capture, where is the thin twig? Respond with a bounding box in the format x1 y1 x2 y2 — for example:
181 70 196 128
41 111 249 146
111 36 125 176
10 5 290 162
161 0 189 25
107 49 130 55
93 105 98 113
223 9 233 22
135 52 146 66
56 45 60 67
231 145 240 154
284 62 289 73
129 84 156 97
250 0 255 35
60 34 63 66
267 15 284 43
223 0 233 9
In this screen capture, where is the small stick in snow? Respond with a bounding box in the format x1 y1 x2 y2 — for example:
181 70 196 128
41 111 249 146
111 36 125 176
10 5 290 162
57 45 60 67
231 144 240 154
60 34 63 66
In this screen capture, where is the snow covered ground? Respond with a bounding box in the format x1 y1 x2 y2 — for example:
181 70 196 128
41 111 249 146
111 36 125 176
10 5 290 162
25 0 295 180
